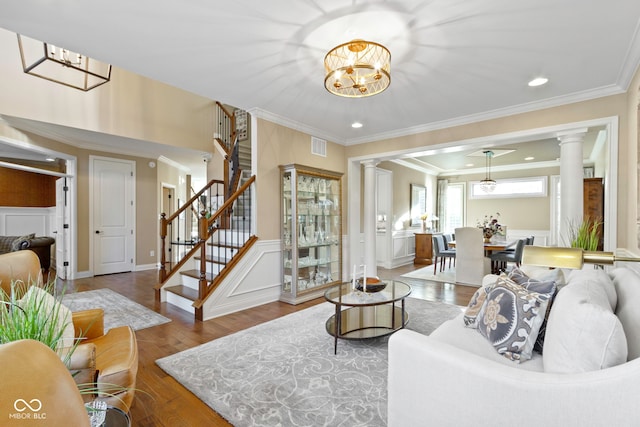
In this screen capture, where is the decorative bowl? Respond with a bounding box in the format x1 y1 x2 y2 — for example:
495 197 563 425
355 277 386 293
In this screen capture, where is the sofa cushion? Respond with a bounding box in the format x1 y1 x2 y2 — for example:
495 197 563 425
565 268 616 310
476 276 551 362
432 314 544 372
610 268 640 360
543 278 627 373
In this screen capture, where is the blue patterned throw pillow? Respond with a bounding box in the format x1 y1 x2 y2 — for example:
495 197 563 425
476 276 551 362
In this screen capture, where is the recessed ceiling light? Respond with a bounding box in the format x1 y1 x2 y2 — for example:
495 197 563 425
524 156 535 161
528 77 548 87
45 156 56 162
465 163 474 167
351 122 363 128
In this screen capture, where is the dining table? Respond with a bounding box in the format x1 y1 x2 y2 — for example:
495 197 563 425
447 240 515 255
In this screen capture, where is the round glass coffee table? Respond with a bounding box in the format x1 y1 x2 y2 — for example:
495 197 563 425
324 280 411 354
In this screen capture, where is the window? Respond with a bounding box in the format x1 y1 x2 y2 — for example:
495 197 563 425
444 182 465 234
469 176 548 199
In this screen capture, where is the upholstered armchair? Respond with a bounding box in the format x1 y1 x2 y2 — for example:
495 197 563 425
0 339 91 427
71 308 139 412
0 250 42 295
0 250 139 413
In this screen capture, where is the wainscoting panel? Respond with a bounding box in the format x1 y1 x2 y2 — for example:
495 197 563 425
0 207 55 236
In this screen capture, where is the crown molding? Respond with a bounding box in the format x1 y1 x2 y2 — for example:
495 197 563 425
247 108 345 145
344 85 626 146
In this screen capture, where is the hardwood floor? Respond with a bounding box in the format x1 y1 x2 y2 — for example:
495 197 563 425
59 264 476 426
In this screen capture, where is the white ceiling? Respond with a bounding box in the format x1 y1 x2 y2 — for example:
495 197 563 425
0 0 638 171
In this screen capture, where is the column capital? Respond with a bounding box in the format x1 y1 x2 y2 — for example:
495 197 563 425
361 159 379 168
557 128 588 144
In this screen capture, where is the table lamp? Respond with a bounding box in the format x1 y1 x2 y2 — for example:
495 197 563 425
522 246 640 269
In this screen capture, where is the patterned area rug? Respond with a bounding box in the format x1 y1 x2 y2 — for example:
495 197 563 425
156 298 463 427
62 288 171 332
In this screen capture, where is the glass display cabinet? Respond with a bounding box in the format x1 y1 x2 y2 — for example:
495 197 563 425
280 164 343 304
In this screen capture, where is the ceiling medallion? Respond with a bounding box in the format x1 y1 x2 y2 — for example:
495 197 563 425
324 39 390 98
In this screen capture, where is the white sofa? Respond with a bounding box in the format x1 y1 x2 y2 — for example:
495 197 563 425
388 266 640 427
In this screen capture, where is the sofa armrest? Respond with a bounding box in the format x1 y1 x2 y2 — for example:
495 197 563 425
388 329 640 427
19 236 56 250
72 308 105 340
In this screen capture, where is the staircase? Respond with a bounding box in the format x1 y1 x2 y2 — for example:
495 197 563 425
155 103 256 321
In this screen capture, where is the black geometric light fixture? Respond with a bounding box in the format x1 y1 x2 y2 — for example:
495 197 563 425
17 34 112 91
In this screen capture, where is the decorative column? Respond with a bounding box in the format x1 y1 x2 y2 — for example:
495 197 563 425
363 160 379 277
558 129 587 245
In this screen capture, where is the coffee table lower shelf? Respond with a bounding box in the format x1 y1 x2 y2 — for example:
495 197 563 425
325 305 409 352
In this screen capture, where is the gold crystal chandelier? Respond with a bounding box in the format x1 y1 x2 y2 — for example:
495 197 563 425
324 40 391 98
17 34 112 91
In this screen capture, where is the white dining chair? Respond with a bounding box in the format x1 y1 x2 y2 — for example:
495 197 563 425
454 227 491 286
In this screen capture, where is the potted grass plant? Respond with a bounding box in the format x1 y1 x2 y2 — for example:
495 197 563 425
0 280 77 363
568 216 603 251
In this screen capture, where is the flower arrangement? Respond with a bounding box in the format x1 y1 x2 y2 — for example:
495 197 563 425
477 212 503 240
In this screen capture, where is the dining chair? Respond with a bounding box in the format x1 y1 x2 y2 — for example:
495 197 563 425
454 227 490 286
432 234 456 275
489 238 527 273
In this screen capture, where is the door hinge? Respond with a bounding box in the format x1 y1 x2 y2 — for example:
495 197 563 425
63 261 69 266
63 224 69 229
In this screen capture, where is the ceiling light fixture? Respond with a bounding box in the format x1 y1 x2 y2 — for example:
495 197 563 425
528 77 548 87
324 40 390 98
17 34 112 91
480 150 497 193
351 122 363 128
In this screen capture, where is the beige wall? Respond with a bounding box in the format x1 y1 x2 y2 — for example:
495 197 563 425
627 66 640 250
0 29 214 153
446 166 560 230
255 119 345 240
346 93 636 250
377 161 437 230
0 125 160 272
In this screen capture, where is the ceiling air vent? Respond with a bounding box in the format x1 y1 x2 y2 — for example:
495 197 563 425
311 137 327 157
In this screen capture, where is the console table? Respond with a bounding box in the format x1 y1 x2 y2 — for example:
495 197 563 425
414 233 433 265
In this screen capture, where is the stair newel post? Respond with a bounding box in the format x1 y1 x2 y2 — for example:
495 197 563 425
159 213 168 283
198 211 209 300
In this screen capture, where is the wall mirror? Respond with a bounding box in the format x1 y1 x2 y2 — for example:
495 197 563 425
410 184 426 226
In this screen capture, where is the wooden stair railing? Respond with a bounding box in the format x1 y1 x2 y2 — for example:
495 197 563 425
158 179 225 285
155 175 256 321
193 175 255 320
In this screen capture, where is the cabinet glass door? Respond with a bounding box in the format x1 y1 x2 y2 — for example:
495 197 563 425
280 164 342 304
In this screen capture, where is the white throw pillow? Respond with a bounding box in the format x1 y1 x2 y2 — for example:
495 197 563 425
18 286 75 350
543 280 627 373
610 268 640 359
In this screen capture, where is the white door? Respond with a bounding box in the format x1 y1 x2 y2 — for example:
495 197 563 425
55 178 71 279
92 157 135 275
